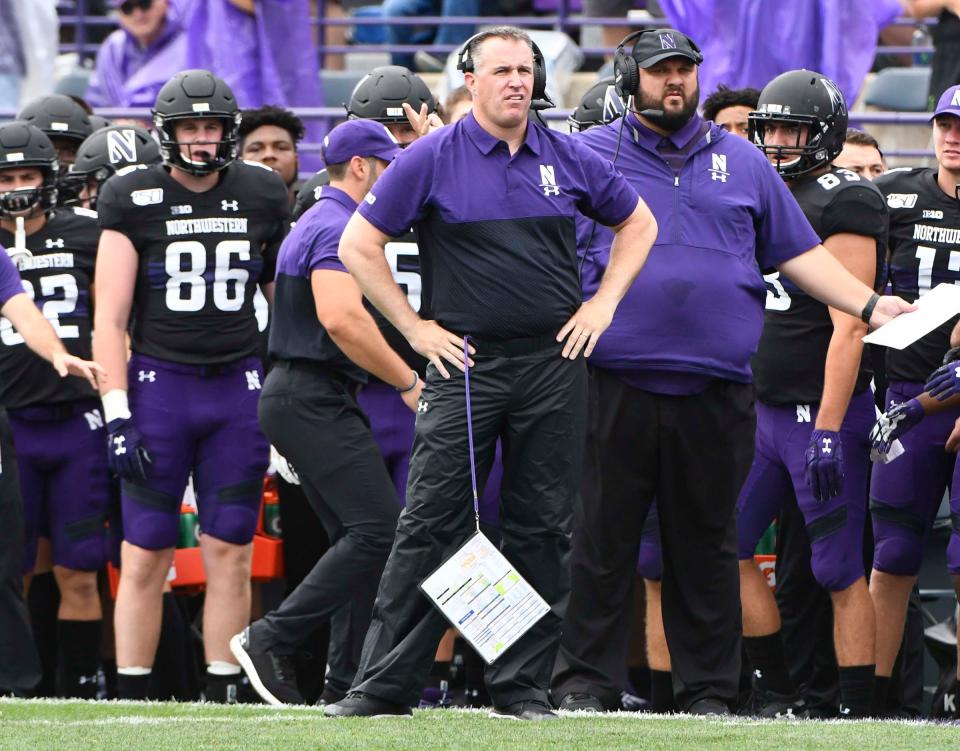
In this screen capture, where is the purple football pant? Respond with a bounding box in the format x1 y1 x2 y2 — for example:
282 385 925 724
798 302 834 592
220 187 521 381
121 354 269 550
736 389 873 592
870 380 960 576
637 500 662 582
9 400 110 573
358 380 503 528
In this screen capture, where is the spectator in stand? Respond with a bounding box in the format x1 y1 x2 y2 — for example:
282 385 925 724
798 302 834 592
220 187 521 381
382 0 488 71
903 1 960 109
0 0 25 109
86 0 188 109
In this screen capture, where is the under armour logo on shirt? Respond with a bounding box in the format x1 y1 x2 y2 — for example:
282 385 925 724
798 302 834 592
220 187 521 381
245 370 261 390
45 238 65 249
820 437 832 454
221 200 239 212
113 435 127 455
138 370 156 382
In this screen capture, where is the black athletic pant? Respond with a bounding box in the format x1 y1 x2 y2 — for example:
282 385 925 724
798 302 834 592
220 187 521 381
0 410 41 694
352 337 587 709
552 368 753 710
251 361 399 697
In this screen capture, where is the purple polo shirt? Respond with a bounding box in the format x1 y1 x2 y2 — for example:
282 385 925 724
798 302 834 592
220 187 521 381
269 186 366 382
578 114 821 392
358 112 640 340
0 248 24 307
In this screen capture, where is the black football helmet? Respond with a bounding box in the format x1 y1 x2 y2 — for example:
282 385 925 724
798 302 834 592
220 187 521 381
152 69 241 176
291 169 330 221
61 125 162 209
568 77 626 133
88 114 112 132
18 94 94 146
0 122 59 218
748 69 848 179
347 66 436 123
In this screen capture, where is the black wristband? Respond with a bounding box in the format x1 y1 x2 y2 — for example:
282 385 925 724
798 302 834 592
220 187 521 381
860 292 880 325
397 370 419 393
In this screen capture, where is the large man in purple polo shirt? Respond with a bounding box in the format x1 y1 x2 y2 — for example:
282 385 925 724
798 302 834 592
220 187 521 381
325 26 658 720
551 29 911 715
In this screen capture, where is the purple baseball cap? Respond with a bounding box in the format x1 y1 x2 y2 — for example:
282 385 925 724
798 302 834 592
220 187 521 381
320 119 401 167
931 84 960 121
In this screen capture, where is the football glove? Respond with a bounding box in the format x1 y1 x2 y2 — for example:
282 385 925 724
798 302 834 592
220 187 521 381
869 398 923 454
805 429 844 503
270 445 300 485
106 417 151 483
925 359 960 401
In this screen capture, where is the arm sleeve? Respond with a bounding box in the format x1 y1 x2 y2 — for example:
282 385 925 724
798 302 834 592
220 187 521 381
357 143 434 237
0 250 25 306
753 159 822 268
569 139 641 227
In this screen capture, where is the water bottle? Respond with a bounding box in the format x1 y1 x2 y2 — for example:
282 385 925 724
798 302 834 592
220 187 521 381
912 24 932 66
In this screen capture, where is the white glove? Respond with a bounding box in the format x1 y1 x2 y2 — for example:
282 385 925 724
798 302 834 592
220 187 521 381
270 445 300 485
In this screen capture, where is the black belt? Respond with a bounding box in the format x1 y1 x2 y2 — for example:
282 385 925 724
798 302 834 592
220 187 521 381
467 332 559 358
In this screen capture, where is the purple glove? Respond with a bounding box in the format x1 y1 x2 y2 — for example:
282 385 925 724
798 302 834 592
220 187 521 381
106 417 151 483
805 429 844 503
868 398 924 454
925 361 960 401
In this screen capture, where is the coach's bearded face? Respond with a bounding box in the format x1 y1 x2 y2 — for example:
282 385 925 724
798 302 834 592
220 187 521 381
635 58 700 132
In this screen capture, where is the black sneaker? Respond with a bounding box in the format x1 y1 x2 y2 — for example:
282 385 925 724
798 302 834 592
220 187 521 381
558 692 603 712
323 691 413 718
687 698 732 716
490 700 558 721
229 628 304 707
752 688 804 719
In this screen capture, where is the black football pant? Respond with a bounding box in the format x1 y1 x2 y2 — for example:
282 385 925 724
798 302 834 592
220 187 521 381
251 362 399 697
352 336 587 708
552 368 753 710
0 410 42 694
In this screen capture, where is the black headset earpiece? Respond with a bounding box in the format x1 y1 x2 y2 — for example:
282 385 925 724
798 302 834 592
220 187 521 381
457 33 548 103
612 29 703 98
613 29 651 99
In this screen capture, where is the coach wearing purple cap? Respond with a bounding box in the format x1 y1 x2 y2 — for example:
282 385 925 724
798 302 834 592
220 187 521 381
551 30 912 715
229 118 417 707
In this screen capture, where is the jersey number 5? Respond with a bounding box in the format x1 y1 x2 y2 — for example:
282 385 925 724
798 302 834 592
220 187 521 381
0 274 80 346
385 242 421 312
166 240 250 313
764 272 792 311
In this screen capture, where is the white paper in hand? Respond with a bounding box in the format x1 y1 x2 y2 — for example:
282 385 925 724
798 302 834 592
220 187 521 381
864 284 960 350
419 531 551 664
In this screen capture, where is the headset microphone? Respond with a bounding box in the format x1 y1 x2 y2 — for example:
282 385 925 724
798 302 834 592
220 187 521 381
639 108 664 119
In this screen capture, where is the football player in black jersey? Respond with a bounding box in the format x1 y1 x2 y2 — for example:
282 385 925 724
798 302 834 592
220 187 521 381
346 65 437 147
737 70 888 718
61 124 163 211
17 95 94 175
864 83 960 718
92 70 289 702
0 121 108 699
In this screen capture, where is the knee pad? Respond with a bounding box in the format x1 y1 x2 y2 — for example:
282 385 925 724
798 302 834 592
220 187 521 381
198 478 262 545
870 499 927 577
121 482 180 550
807 505 862 591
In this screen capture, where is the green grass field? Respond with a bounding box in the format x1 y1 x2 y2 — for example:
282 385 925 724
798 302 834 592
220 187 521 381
0 699 957 751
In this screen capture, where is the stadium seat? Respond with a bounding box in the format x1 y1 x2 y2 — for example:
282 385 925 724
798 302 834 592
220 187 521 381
321 69 368 108
863 66 931 112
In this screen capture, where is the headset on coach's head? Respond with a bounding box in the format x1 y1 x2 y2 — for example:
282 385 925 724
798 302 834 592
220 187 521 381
612 29 703 99
456 32 553 110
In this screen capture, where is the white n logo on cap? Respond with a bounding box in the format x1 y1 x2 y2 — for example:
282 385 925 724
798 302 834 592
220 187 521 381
659 33 676 50
952 89 960 107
